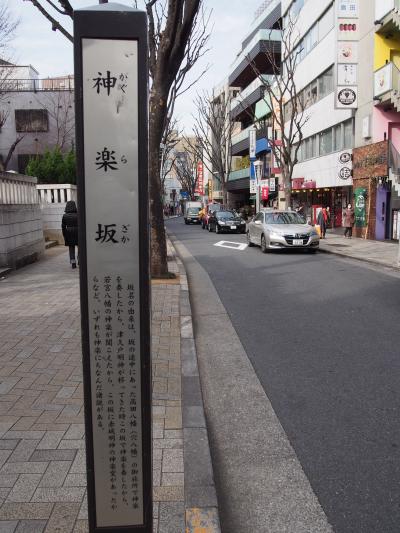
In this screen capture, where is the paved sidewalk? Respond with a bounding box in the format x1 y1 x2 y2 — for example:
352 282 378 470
320 232 399 270
0 245 219 532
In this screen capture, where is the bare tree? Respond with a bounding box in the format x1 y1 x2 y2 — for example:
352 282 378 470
35 90 75 151
24 0 210 277
173 142 199 201
188 90 235 206
160 117 180 198
0 2 20 170
250 14 309 208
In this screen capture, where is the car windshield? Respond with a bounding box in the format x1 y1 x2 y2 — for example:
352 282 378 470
187 208 200 215
217 211 236 219
264 212 306 225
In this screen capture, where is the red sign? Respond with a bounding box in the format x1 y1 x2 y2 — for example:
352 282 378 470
261 186 269 201
195 161 204 195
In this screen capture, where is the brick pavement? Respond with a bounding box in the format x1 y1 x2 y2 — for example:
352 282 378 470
0 245 196 532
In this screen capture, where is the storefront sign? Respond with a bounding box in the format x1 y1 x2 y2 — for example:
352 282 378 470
338 19 359 40
337 42 358 64
338 64 357 85
374 63 392 97
261 186 269 201
375 0 394 21
352 141 388 181
338 150 353 181
249 129 257 159
74 6 152 532
354 187 367 227
336 86 358 108
269 177 276 192
338 0 358 17
208 178 213 200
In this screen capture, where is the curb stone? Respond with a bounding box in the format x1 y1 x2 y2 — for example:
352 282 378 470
318 246 400 272
170 241 221 533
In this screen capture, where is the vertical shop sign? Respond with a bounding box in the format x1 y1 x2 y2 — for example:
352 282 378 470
74 6 151 532
335 0 359 109
195 162 204 195
354 187 367 227
208 178 213 200
249 129 257 159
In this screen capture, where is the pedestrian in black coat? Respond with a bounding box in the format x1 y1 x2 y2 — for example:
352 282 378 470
62 200 78 268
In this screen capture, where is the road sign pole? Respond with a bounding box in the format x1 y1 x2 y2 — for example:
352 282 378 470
74 5 151 532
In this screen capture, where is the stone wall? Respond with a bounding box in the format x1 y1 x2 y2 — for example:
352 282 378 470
0 172 44 269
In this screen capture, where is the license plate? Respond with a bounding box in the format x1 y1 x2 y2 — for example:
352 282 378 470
231 225 237 229
293 239 303 245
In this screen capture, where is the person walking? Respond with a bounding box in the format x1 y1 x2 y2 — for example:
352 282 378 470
343 203 355 238
317 207 329 239
62 200 79 269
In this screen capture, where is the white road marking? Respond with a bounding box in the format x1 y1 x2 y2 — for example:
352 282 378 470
214 241 248 251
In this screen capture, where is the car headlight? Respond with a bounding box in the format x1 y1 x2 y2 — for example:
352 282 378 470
269 232 281 239
219 221 225 225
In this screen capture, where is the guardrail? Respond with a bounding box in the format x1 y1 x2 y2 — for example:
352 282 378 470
0 78 74 92
36 184 77 204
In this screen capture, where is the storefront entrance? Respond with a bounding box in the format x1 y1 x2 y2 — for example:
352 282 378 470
375 186 390 241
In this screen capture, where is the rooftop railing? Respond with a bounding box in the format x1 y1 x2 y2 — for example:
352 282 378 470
0 78 74 92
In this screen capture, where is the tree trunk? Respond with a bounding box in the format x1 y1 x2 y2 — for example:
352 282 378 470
222 180 228 207
149 91 168 278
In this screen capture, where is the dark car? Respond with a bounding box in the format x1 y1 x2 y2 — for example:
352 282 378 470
208 210 246 234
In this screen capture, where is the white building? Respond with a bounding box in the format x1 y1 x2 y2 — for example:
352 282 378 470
283 0 354 226
0 63 75 172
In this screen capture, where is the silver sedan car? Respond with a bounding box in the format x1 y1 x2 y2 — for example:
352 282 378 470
247 209 320 253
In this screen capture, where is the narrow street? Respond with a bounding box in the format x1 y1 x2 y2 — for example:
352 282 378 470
167 217 400 533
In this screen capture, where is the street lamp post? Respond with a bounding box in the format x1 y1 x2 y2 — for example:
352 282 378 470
254 159 263 214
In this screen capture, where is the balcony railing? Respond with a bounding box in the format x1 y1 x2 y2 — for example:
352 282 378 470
230 29 282 74
231 75 274 112
375 0 400 22
374 62 400 98
228 167 251 181
0 78 74 92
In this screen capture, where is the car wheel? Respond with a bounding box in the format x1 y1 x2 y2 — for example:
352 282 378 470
215 224 220 234
261 234 268 253
184 220 189 225
247 231 254 247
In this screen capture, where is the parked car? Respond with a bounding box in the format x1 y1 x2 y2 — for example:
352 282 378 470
184 206 202 224
202 203 224 230
208 210 246 234
247 209 319 252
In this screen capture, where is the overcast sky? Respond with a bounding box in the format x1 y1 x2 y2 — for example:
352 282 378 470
8 0 261 130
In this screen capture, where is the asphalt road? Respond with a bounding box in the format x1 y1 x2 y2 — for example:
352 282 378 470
167 217 400 533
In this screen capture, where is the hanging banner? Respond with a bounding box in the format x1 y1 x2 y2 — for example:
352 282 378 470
249 129 257 159
195 161 204 195
208 178 213 200
354 187 367 227
74 6 152 533
261 186 269 201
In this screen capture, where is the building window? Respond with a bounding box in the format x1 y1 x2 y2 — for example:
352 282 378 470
319 128 333 156
15 109 48 132
318 67 334 99
297 118 354 163
333 123 342 151
343 119 353 148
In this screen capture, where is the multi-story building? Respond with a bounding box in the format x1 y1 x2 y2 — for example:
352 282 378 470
352 1 400 240
281 0 400 240
223 0 282 210
282 0 355 227
0 63 75 173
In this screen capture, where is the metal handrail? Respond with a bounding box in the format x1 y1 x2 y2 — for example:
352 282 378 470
0 78 74 92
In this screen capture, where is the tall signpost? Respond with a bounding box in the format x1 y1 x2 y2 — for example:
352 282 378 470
74 5 152 532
